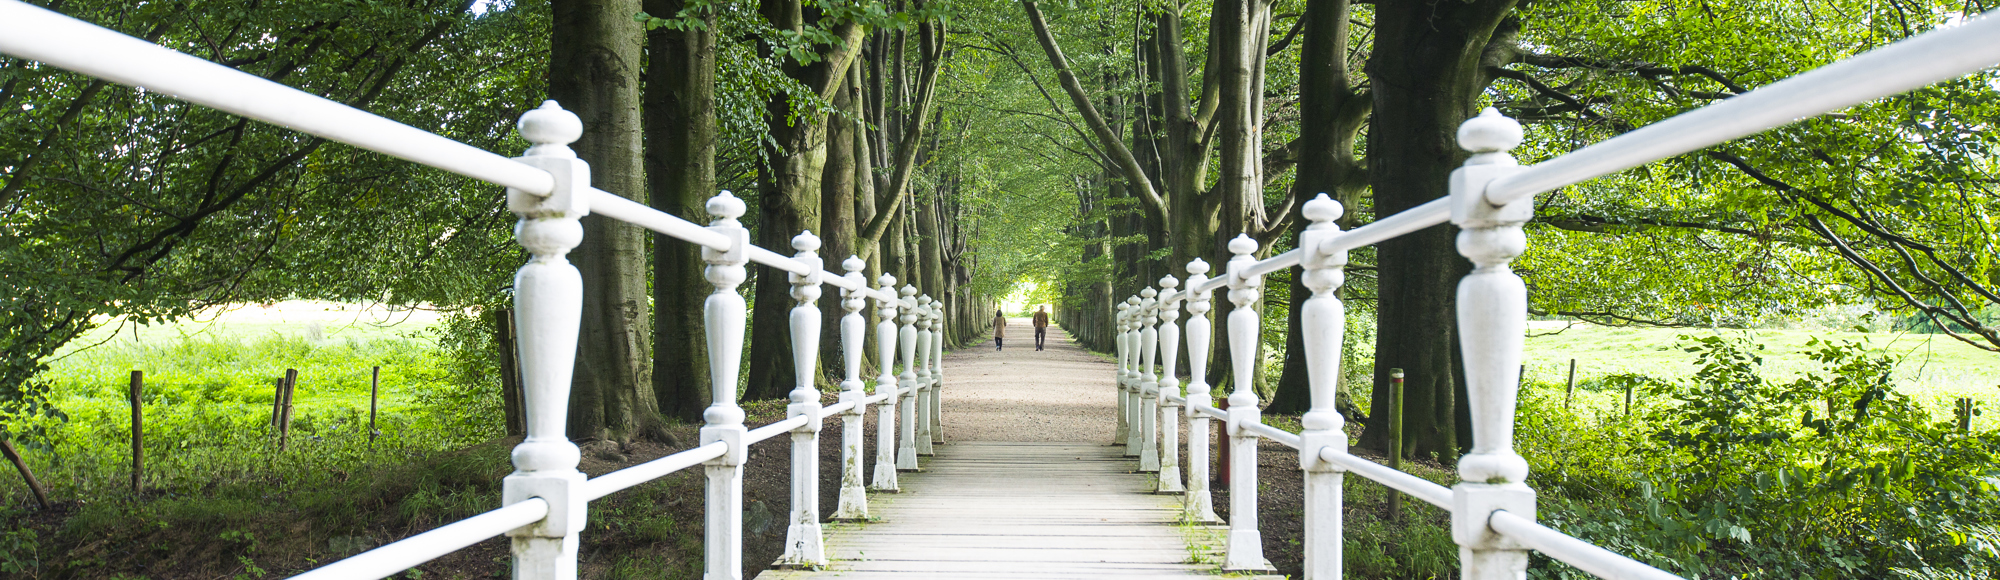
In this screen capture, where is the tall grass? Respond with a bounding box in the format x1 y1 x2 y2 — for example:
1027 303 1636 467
3 327 502 509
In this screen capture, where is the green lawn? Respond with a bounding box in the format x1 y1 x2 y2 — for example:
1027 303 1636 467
1522 323 1998 424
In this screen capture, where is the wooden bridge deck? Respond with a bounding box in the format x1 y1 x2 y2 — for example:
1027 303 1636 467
759 441 1234 579
757 323 1266 579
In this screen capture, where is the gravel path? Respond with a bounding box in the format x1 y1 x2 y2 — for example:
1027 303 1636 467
939 319 1117 442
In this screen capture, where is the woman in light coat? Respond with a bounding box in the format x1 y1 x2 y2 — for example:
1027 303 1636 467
992 309 1006 350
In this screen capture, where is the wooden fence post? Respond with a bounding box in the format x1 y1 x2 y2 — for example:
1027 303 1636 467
1564 358 1577 409
279 368 297 451
130 370 143 494
369 366 381 448
1389 368 1404 522
495 307 525 436
271 376 285 427
0 438 50 509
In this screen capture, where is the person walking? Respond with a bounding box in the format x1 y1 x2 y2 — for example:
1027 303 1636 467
992 309 1007 350
1032 305 1050 350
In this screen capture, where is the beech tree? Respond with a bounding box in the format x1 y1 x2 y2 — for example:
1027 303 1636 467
0 0 540 440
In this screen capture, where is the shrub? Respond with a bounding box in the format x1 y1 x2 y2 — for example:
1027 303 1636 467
1523 334 2000 579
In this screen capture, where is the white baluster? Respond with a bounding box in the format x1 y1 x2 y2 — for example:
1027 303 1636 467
700 190 752 580
1449 108 1536 580
896 285 921 472
1223 234 1272 571
1124 296 1143 457
833 256 872 519
1156 275 1185 494
915 296 935 457
503 101 588 580
1120 302 1136 446
1296 194 1349 580
1182 259 1221 523
779 231 827 567
929 297 945 445
1139 288 1161 472
870 275 902 491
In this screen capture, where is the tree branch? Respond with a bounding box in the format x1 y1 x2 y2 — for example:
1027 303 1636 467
1020 0 1169 225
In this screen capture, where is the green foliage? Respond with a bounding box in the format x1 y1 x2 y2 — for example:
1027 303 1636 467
0 0 547 422
1 328 500 508
1523 334 2000 578
1508 0 2000 341
0 521 39 578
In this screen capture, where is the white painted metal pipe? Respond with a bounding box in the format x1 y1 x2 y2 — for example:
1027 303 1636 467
1489 510 1685 580
1240 248 1304 280
1320 198 1451 254
1486 10 2000 207
586 188 733 250
1317 448 1453 509
1241 421 1301 449
819 400 858 417
749 245 813 275
290 499 549 580
582 443 728 501
746 415 812 444
0 0 554 195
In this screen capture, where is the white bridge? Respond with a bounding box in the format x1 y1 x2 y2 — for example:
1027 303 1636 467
3 1 1998 578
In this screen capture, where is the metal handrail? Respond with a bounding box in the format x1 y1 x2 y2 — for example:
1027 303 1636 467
588 188 896 301
1490 510 1682 580
291 499 550 580
0 3 943 578
1318 448 1453 509
1241 422 1301 449
746 415 813 444
1484 12 2000 207
584 443 729 501
0 0 553 195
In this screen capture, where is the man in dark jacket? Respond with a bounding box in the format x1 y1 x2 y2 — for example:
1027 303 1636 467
1032 306 1050 350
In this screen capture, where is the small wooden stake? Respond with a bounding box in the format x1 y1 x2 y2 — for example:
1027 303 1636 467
278 368 297 451
1216 395 1230 486
1564 359 1577 409
494 308 525 436
1388 368 1404 522
130 370 143 494
369 366 381 448
271 376 285 427
0 438 51 510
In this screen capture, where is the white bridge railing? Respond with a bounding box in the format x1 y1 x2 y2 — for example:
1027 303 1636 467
0 2 955 579
1112 11 2000 580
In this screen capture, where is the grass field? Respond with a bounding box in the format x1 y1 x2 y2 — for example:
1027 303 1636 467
1522 322 1998 425
42 302 456 441
5 301 479 509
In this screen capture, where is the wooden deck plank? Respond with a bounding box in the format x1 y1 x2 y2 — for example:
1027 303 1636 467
756 442 1227 579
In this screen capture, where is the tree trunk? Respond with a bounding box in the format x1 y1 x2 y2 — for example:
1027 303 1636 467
642 0 715 422
551 0 661 442
743 0 861 401
821 69 860 376
1268 0 1369 416
852 62 883 371
1358 0 1519 459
